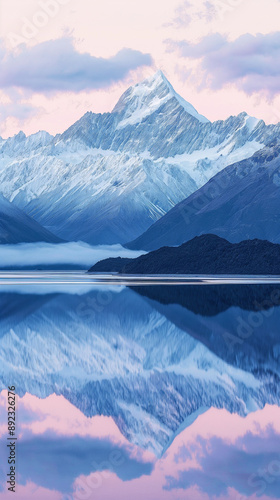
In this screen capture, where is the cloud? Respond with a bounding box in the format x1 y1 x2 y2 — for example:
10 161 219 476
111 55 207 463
167 1 217 28
0 38 153 93
0 88 42 123
164 427 280 498
168 32 280 98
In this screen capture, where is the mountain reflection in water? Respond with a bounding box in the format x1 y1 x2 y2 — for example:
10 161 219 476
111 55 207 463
0 280 279 499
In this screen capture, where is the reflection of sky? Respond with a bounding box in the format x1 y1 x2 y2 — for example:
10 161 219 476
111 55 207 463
0 392 280 500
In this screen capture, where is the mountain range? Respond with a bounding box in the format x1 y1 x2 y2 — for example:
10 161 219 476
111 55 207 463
1 71 280 246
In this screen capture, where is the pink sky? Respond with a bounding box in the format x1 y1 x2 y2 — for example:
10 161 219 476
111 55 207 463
1 0 280 137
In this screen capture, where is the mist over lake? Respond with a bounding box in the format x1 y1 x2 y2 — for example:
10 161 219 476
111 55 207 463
0 242 145 269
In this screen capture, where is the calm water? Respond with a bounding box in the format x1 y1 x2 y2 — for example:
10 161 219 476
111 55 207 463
0 274 280 499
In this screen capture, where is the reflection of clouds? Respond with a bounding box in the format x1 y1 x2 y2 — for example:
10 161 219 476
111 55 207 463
1 392 280 499
18 393 128 440
0 482 63 500
165 429 280 497
17 435 154 493
0 392 154 497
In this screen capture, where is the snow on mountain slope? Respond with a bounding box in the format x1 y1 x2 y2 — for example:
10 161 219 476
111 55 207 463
114 70 209 128
0 71 279 244
0 193 61 244
0 287 279 455
0 152 198 243
127 142 280 250
0 130 53 157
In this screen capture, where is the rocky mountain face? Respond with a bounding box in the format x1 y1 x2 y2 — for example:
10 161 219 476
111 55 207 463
127 142 280 250
0 71 279 244
0 287 279 456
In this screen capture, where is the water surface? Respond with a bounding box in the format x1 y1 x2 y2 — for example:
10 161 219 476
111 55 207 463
0 274 280 499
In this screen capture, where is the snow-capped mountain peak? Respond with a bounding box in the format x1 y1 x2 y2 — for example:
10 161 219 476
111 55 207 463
113 70 209 128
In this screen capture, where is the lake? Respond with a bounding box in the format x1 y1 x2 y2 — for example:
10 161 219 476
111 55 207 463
0 274 280 500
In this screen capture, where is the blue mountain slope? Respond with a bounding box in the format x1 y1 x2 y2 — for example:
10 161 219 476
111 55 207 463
0 194 62 244
127 142 280 250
